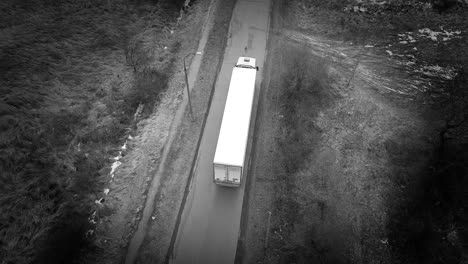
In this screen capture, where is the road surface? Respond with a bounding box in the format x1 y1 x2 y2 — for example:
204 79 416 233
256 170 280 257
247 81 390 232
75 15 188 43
170 0 271 263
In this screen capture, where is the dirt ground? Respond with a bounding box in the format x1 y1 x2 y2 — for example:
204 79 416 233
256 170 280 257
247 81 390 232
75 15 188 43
242 1 455 263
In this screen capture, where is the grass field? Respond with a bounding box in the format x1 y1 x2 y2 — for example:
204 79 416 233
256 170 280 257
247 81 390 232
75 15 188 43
0 0 183 263
245 0 468 263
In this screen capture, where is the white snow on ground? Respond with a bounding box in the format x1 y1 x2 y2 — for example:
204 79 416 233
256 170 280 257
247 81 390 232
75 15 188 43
87 132 134 232
416 65 457 80
110 161 121 178
365 45 374 48
110 139 129 177
383 35 458 81
344 6 368 12
86 211 98 237
418 28 462 42
397 29 461 45
398 32 417 44
87 135 132 234
89 211 97 225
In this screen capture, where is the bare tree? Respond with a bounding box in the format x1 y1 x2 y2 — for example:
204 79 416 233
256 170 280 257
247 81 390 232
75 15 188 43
125 38 147 73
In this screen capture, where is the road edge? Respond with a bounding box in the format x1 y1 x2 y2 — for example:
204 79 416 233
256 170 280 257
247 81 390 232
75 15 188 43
233 1 274 263
163 0 239 263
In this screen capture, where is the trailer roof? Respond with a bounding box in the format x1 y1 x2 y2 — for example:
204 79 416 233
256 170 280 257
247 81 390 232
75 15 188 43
213 61 257 167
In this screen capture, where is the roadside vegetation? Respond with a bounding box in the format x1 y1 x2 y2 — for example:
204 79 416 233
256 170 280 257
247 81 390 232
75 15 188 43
278 49 334 175
246 0 468 263
0 0 185 263
388 68 468 264
271 46 339 262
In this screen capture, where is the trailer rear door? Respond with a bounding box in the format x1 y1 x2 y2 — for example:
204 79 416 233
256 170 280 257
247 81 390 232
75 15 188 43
214 164 227 182
227 166 241 184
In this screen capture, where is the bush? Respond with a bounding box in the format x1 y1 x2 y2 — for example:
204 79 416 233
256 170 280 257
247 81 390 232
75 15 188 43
34 205 93 264
126 68 168 114
278 47 332 173
125 38 150 73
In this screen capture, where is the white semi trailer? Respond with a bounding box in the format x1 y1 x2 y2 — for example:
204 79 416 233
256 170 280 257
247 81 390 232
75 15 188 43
213 57 258 187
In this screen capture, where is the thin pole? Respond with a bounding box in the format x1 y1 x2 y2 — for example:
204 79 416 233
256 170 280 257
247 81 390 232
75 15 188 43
183 55 194 120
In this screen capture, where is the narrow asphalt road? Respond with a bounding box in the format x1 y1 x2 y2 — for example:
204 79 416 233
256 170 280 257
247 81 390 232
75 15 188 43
170 0 271 263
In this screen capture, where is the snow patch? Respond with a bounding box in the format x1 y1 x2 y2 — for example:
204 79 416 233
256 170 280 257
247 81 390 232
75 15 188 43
344 6 368 12
110 161 122 178
386 50 393 56
416 65 457 80
418 28 462 42
398 32 417 44
88 210 97 225
85 230 94 237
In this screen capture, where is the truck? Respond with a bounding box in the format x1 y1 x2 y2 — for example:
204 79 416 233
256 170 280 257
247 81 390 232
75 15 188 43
213 57 259 187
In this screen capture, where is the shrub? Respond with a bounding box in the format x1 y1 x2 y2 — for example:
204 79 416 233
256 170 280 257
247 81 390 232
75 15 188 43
126 68 168 114
125 38 150 73
278 47 332 173
34 204 93 264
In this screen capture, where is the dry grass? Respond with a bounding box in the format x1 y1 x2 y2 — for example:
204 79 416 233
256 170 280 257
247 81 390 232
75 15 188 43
263 41 435 263
278 47 335 174
267 45 346 263
289 0 467 46
267 0 468 263
0 0 181 263
387 69 468 264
